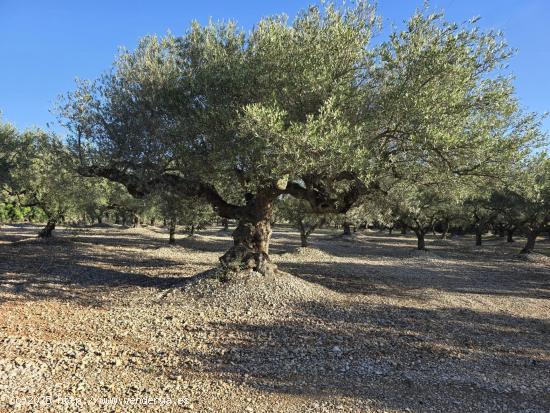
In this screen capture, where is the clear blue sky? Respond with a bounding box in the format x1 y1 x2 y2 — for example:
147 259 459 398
0 0 549 135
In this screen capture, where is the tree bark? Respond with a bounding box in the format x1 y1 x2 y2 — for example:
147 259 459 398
150 217 156 226
506 228 515 243
475 228 482 246
343 222 352 236
219 196 274 275
415 230 426 250
520 230 538 254
388 226 393 235
168 220 176 244
400 225 407 235
38 219 56 238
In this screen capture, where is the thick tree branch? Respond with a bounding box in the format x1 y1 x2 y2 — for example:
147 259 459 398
78 165 247 219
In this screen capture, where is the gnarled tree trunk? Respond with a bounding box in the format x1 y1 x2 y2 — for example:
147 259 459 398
219 196 274 275
38 219 56 238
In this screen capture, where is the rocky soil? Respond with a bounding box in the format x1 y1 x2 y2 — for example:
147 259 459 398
0 224 549 412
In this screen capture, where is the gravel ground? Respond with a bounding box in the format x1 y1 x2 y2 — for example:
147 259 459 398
0 224 549 412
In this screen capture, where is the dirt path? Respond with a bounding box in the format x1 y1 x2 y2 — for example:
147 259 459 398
1 225 549 412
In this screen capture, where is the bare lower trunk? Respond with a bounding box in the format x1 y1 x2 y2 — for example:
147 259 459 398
38 219 56 238
400 225 407 235
300 232 308 247
168 220 176 244
520 230 538 254
150 217 156 226
415 230 426 250
219 195 274 275
507 228 515 243
475 229 482 246
221 218 229 232
388 226 393 235
440 221 450 240
343 222 352 236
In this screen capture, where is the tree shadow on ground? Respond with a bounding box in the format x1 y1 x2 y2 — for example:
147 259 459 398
174 300 550 412
277 258 550 300
0 238 198 306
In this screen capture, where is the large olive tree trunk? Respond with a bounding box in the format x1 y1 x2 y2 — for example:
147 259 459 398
38 219 56 238
506 228 515 243
219 196 274 275
220 219 272 275
520 230 538 254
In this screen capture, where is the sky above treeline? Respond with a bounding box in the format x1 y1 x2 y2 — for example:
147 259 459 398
0 0 548 136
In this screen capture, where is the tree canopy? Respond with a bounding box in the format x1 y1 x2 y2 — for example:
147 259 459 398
55 2 546 272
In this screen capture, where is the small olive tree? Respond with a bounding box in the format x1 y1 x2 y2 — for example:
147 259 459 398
275 196 326 247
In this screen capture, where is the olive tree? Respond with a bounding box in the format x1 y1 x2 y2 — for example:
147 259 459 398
386 181 462 250
154 193 215 243
489 190 524 242
275 196 326 247
0 124 85 236
513 155 550 253
59 3 537 274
